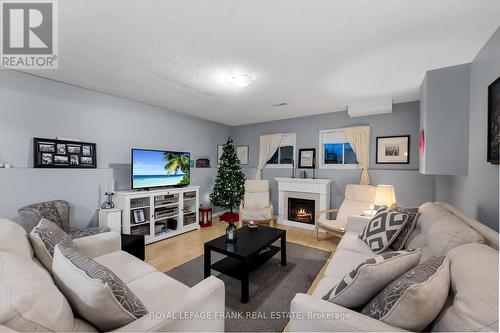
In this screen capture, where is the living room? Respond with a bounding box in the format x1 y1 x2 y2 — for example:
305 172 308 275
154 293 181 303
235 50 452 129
0 1 499 332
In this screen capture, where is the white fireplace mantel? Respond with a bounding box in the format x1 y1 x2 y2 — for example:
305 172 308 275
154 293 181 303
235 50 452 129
275 177 333 230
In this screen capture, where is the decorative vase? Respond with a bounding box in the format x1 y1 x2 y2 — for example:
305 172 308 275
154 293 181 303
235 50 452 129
225 222 237 243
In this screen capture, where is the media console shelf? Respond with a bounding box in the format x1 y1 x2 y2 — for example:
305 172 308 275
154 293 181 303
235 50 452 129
116 186 200 245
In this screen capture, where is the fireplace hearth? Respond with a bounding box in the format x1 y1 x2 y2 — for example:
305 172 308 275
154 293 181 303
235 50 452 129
288 198 315 225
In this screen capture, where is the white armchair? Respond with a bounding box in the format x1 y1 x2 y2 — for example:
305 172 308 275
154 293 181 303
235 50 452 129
240 180 274 225
316 184 376 240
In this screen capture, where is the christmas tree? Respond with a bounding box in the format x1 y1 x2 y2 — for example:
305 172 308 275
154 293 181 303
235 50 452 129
210 137 246 213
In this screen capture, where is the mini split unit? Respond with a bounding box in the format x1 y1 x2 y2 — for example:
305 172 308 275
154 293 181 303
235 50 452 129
347 99 393 117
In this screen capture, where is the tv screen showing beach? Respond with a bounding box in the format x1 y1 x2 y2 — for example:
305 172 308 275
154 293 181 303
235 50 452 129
132 149 190 189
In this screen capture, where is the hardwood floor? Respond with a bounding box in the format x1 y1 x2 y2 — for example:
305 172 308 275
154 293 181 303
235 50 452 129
146 218 340 296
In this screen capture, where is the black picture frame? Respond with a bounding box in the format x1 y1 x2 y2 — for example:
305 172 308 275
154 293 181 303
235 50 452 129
298 148 316 169
488 76 500 164
376 135 410 164
33 137 97 168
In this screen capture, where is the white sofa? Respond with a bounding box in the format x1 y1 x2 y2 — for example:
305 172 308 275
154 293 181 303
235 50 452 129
290 202 499 332
0 219 225 332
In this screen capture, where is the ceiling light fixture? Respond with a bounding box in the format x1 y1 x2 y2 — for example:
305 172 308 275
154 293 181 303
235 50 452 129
231 73 254 88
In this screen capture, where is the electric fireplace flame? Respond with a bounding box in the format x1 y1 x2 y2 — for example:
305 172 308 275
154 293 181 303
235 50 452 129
296 208 312 219
288 198 315 225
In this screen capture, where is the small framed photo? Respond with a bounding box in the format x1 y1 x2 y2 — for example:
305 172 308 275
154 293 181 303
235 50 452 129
56 143 66 155
298 148 316 168
376 135 410 164
217 144 224 164
70 155 79 166
81 156 93 165
67 145 81 154
54 155 69 164
236 145 249 165
82 145 92 156
41 153 53 165
133 209 146 223
39 142 55 153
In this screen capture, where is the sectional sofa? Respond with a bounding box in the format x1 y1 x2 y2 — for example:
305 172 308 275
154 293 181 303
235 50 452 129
290 202 499 332
0 219 225 332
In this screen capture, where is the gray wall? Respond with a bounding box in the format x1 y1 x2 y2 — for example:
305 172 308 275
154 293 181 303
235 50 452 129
438 27 500 231
0 70 230 227
419 63 470 175
230 102 435 211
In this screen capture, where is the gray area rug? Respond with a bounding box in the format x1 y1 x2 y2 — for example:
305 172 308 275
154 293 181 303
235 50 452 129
165 241 330 332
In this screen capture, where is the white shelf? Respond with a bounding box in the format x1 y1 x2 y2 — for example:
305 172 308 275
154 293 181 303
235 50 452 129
130 205 150 210
116 186 200 243
130 221 150 226
154 203 179 209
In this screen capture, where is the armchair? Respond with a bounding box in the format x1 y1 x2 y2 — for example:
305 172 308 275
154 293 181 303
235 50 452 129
17 200 110 239
239 180 274 226
316 184 376 240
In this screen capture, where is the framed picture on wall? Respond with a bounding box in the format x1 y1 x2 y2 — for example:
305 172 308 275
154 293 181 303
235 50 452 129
236 145 249 165
298 148 316 168
33 137 97 168
217 144 224 164
488 76 500 164
376 135 410 164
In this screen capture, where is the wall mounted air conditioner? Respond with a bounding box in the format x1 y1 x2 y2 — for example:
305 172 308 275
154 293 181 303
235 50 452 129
348 99 393 118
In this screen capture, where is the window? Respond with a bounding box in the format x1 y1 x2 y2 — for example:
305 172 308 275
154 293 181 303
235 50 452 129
266 133 296 168
319 129 358 168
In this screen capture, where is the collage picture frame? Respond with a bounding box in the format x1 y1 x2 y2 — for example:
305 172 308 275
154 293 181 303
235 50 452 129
34 137 97 168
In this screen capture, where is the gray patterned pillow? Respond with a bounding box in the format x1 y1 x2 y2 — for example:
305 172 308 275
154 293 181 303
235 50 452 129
52 245 148 331
389 204 420 251
362 256 450 331
19 201 63 229
29 218 78 271
322 249 421 308
359 206 409 253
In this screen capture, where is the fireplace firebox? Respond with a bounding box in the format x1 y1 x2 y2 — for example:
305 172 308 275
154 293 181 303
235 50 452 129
288 198 315 225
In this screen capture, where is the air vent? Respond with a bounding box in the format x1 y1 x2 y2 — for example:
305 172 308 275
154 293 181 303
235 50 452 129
272 102 288 107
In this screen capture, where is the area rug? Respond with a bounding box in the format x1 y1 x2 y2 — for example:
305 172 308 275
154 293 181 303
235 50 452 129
165 241 330 332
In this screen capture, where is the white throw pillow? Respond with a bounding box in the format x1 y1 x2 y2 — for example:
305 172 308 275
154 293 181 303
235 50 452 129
323 249 421 308
0 252 77 332
52 245 148 331
362 256 450 331
359 207 409 253
28 218 78 271
432 243 499 332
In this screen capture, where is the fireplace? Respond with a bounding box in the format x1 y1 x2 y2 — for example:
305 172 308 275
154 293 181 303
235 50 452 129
288 198 315 225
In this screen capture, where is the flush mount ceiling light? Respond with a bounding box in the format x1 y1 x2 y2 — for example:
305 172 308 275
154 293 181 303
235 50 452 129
230 73 254 87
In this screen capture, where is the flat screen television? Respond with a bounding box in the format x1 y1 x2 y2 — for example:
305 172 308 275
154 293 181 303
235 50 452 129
131 149 190 189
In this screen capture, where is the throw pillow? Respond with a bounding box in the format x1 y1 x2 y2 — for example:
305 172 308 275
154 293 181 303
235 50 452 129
362 256 450 331
29 218 78 271
359 206 409 253
322 249 421 308
52 244 148 331
389 204 420 251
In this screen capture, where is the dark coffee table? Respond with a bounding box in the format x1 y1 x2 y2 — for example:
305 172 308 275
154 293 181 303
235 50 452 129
204 225 286 303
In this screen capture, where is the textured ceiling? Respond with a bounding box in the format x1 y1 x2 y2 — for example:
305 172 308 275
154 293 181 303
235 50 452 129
24 0 500 125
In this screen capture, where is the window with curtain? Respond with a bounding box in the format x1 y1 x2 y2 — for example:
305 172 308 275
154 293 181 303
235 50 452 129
266 133 296 167
319 129 358 168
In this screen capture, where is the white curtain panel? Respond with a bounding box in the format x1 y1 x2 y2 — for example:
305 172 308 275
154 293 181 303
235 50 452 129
256 134 282 179
344 126 371 185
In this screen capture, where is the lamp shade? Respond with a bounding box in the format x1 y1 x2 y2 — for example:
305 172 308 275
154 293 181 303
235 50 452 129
374 185 396 207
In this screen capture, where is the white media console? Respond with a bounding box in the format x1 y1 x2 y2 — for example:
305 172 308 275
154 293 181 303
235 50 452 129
116 186 200 245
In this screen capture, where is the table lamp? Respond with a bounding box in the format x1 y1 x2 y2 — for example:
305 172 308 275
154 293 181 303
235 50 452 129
374 185 396 207
362 185 397 217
